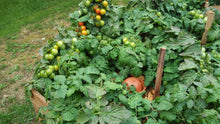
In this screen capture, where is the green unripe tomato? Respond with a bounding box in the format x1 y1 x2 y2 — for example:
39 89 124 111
130 42 136 47
190 10 196 15
163 81 168 85
40 70 48 78
202 47 206 52
203 17 208 23
123 37 128 43
199 14 204 19
60 44 66 50
202 69 208 73
53 45 59 49
37 73 41 78
122 90 128 95
85 0 91 6
100 20 105 26
86 29 90 35
96 35 102 41
47 54 54 60
45 54 49 59
82 8 88 14
56 56 61 60
78 10 82 16
46 68 53 75
201 52 206 59
54 65 59 71
124 40 130 45
49 73 55 79
57 41 64 47
48 65 55 71
156 12 161 16
72 38 77 42
100 40 108 45
51 49 58 55
212 50 216 53
75 48 80 53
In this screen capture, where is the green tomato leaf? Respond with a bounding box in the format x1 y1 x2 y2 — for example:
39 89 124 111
157 101 173 111
62 107 78 121
160 111 176 121
77 111 90 124
178 59 198 71
54 75 66 84
104 81 122 90
86 85 106 98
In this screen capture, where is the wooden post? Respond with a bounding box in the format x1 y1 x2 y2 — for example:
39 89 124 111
201 10 215 45
205 0 209 9
154 48 166 99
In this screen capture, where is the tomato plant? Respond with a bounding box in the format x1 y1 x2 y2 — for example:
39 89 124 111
31 0 220 123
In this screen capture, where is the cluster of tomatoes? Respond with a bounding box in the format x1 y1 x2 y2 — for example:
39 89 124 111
76 0 109 36
77 22 90 36
122 37 136 47
37 41 66 78
189 10 207 22
92 0 108 27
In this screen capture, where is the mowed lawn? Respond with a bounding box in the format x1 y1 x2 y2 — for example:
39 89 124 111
0 0 80 38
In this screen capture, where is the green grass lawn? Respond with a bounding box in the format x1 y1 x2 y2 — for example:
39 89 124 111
0 0 80 39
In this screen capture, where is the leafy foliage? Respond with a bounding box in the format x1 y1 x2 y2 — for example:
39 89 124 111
30 0 220 123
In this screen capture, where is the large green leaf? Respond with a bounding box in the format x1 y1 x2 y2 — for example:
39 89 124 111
98 104 132 124
61 107 78 121
178 59 198 71
157 101 173 111
86 85 106 98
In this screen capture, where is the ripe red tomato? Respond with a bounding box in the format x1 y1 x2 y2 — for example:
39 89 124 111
78 22 84 26
96 8 101 14
93 5 99 11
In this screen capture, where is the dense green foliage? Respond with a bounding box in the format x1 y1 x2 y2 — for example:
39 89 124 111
30 0 220 123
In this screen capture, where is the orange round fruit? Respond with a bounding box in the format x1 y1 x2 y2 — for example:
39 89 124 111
81 25 86 30
96 15 101 20
78 22 84 26
96 8 100 14
100 9 106 15
81 30 88 36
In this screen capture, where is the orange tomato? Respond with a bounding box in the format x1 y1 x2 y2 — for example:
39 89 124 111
78 22 84 26
102 1 108 7
100 9 106 15
81 30 88 36
81 25 86 30
93 5 98 11
96 15 101 20
96 8 100 14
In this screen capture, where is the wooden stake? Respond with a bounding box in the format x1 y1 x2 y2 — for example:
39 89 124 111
201 10 215 45
154 48 166 99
